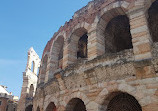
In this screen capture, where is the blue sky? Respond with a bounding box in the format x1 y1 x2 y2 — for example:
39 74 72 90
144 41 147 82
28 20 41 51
0 0 91 97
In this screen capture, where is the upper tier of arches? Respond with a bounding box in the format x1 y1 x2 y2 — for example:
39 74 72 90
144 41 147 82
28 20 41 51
38 0 158 83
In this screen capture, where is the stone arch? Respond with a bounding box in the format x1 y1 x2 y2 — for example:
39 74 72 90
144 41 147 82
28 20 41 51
44 96 58 111
96 83 139 109
70 22 90 37
45 102 57 111
63 22 90 68
148 0 158 42
96 1 133 54
39 54 48 83
63 92 90 111
50 35 64 71
99 91 142 111
73 27 88 59
98 1 131 19
25 105 33 111
69 27 88 60
65 98 86 111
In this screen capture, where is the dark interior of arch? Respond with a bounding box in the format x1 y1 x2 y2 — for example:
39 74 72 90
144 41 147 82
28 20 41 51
46 102 56 111
65 98 86 111
36 107 40 111
77 33 88 59
57 37 64 68
148 0 158 42
58 44 64 60
25 105 33 111
57 36 64 60
42 55 48 73
107 93 142 111
105 15 133 53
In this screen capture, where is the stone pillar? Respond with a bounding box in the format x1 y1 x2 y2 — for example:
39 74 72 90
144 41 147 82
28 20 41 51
129 8 155 78
55 73 66 90
39 66 46 84
86 101 99 111
62 37 78 68
129 8 152 60
88 27 105 60
62 40 70 69
45 57 57 82
44 58 50 83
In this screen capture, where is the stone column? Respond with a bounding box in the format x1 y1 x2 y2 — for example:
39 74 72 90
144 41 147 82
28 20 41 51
128 8 155 78
44 57 51 82
62 37 78 68
45 57 57 82
87 26 105 60
55 73 66 91
129 8 152 60
86 101 99 111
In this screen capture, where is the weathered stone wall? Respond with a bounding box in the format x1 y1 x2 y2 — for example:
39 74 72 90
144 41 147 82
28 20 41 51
21 0 158 111
33 48 158 111
17 48 41 111
39 0 156 83
0 98 8 111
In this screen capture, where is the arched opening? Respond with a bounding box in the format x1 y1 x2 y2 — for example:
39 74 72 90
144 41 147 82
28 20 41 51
25 105 33 111
39 55 48 83
77 33 88 58
51 36 64 70
31 61 35 73
70 28 88 62
148 0 158 42
45 102 57 111
36 106 40 111
104 15 133 53
97 7 133 55
100 92 142 111
65 98 86 111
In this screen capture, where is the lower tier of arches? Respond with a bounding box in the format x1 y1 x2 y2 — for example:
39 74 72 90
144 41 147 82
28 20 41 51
32 77 158 111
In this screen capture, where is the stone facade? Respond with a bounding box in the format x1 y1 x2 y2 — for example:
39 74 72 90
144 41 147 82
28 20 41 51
17 48 40 111
19 0 158 111
0 97 8 111
0 85 19 111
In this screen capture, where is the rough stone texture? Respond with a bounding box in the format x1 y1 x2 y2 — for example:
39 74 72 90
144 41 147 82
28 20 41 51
17 48 40 111
18 0 158 111
0 85 19 111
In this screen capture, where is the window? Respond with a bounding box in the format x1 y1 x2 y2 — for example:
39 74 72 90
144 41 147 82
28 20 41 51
0 101 2 105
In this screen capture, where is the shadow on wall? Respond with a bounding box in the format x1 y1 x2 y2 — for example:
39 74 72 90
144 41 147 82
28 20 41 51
45 102 57 111
148 0 158 42
25 105 33 111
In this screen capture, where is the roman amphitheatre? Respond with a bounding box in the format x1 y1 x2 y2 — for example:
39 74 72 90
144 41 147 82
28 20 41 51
18 0 158 111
